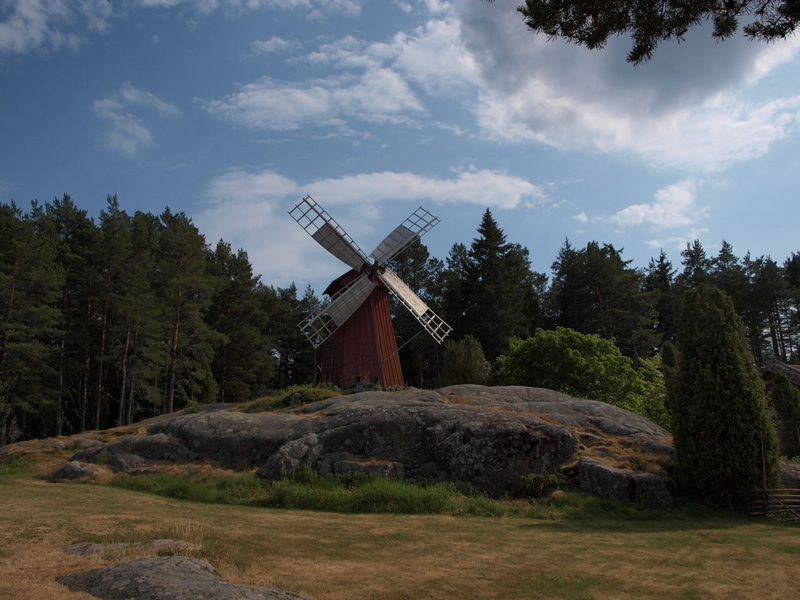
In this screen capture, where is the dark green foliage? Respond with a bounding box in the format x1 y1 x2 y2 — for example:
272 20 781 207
456 210 545 361
206 241 274 403
439 334 491 386
494 327 643 413
769 371 800 459
0 203 63 445
643 249 679 347
514 0 800 64
548 240 653 358
670 284 781 509
0 196 328 442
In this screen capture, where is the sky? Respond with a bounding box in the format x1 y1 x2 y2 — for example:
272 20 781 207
2 0 800 297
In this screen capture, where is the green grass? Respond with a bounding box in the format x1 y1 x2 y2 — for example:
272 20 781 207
106 467 694 521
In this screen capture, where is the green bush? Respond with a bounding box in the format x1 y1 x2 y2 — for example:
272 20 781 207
670 284 780 509
440 334 491 386
494 327 644 412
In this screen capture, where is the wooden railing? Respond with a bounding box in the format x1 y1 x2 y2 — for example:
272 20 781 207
751 489 800 520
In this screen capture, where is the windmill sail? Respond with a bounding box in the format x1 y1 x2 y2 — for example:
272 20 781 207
298 274 376 349
378 268 452 344
369 207 441 265
289 196 368 270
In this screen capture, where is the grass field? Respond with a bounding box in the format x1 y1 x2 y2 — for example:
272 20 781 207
1 457 799 599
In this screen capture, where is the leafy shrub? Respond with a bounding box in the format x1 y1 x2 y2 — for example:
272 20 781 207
494 327 644 412
440 334 491 386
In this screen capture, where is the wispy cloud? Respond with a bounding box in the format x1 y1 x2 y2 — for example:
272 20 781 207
250 36 299 54
0 0 107 54
93 82 180 158
202 69 423 130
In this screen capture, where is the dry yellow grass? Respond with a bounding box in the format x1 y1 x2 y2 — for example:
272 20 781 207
2 467 800 600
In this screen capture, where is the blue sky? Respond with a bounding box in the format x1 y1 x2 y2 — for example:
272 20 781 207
2 0 799 296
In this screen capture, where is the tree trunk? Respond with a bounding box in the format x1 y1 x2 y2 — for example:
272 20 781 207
116 322 131 427
94 289 110 430
166 291 182 414
79 357 89 432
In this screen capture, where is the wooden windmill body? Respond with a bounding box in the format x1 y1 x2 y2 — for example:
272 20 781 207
289 196 452 389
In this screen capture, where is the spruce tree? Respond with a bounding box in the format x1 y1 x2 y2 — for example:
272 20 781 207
671 284 780 509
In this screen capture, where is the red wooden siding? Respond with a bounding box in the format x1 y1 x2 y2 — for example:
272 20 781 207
321 269 404 388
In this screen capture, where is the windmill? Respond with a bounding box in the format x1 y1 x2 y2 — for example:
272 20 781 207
289 195 452 388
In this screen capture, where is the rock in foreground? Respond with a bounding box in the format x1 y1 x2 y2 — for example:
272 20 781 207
57 556 308 600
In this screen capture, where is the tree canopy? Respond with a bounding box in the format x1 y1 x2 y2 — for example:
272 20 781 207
511 0 800 64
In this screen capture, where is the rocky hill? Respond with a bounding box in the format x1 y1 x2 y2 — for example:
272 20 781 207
1 385 680 508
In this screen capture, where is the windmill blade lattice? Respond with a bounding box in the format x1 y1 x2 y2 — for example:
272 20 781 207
369 207 440 265
289 195 452 351
378 268 452 344
297 273 376 349
289 196 369 271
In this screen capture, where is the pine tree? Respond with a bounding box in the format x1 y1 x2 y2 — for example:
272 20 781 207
206 240 273 403
643 249 678 346
671 284 780 509
156 209 219 412
550 240 651 357
678 239 711 289
460 209 541 361
0 203 63 444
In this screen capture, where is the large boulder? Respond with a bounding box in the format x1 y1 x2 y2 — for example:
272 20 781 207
71 432 200 473
134 385 674 501
56 556 308 600
577 457 674 508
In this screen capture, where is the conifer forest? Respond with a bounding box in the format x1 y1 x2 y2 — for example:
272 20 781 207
3 194 800 445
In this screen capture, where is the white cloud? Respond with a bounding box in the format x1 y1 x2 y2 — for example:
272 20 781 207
304 168 546 208
250 36 298 54
206 11 479 132
93 83 180 158
203 69 424 130
0 0 362 56
646 229 711 252
457 0 800 173
608 180 699 228
137 0 362 16
196 166 545 286
573 212 588 223
0 0 91 54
